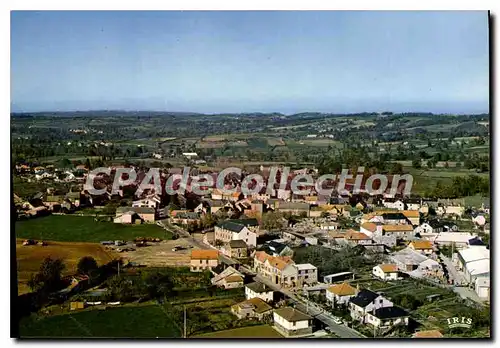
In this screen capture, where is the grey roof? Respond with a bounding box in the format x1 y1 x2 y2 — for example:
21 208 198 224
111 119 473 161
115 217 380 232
274 307 312 322
116 206 155 214
277 202 310 211
371 306 408 319
217 221 246 232
217 218 259 232
258 241 289 255
381 212 408 220
229 239 248 248
245 281 272 294
349 289 380 308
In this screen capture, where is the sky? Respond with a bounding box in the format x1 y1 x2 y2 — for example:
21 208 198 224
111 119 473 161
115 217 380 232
11 11 489 114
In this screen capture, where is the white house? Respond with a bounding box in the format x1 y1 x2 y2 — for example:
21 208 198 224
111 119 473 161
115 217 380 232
474 277 490 300
132 196 161 209
408 240 434 255
245 281 274 303
273 307 313 337
215 219 258 247
372 264 400 281
365 306 410 329
326 282 357 306
349 289 393 323
382 199 405 210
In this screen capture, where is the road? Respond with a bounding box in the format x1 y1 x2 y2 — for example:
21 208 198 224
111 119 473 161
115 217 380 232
440 254 467 286
158 220 365 337
254 274 365 338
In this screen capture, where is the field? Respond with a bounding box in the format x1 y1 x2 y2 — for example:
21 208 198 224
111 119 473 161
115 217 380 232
15 215 171 243
16 239 117 295
18 305 181 338
194 325 283 338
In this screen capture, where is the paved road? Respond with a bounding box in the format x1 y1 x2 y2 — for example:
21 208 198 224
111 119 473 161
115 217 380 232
158 220 365 337
440 254 467 286
254 275 365 338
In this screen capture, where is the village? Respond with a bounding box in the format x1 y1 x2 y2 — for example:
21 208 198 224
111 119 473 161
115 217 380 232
14 161 490 338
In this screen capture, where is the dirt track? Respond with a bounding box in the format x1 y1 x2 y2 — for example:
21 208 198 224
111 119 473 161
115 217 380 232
118 238 195 267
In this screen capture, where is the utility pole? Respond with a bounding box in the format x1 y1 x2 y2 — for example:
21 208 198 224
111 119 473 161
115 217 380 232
183 305 187 338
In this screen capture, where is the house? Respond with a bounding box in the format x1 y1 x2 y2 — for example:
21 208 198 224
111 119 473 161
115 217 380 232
365 306 409 329
380 212 410 225
344 230 373 246
414 221 445 234
373 264 400 281
132 195 161 209
402 210 420 226
171 211 200 225
211 266 244 289
380 224 414 239
276 202 310 216
211 189 243 202
258 241 294 258
245 281 274 303
253 251 297 287
226 239 248 259
390 247 429 272
273 307 313 337
215 219 258 247
326 282 357 306
408 240 434 255
190 249 219 272
474 277 490 300
404 198 422 211
295 264 318 286
231 297 273 320
349 289 393 323
412 330 444 338
360 222 379 237
114 207 155 223
382 198 405 210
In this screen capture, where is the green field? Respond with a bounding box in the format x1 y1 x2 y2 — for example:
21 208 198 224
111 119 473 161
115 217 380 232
19 305 181 338
15 215 171 243
194 325 283 338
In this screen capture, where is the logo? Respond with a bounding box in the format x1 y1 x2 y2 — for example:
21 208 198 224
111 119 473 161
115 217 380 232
447 317 473 329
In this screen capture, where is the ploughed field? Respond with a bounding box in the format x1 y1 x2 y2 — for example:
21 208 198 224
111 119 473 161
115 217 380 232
16 239 117 295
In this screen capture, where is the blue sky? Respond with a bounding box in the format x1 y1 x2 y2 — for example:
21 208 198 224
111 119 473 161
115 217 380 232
11 11 489 114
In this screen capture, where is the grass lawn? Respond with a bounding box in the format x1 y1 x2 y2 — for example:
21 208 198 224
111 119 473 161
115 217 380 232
193 325 283 338
15 215 171 243
18 305 181 338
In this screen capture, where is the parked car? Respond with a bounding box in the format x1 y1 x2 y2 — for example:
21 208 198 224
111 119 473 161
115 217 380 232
332 317 342 325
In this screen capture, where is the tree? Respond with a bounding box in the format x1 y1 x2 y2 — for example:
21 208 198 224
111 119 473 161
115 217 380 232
412 158 422 169
261 211 284 231
389 162 404 175
77 256 98 275
28 257 66 293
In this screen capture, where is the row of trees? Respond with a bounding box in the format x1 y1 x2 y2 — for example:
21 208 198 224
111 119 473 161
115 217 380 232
425 175 489 199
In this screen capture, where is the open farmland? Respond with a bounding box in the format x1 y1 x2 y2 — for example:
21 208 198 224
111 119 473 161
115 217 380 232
194 325 283 338
16 239 117 295
15 215 171 243
18 304 181 338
